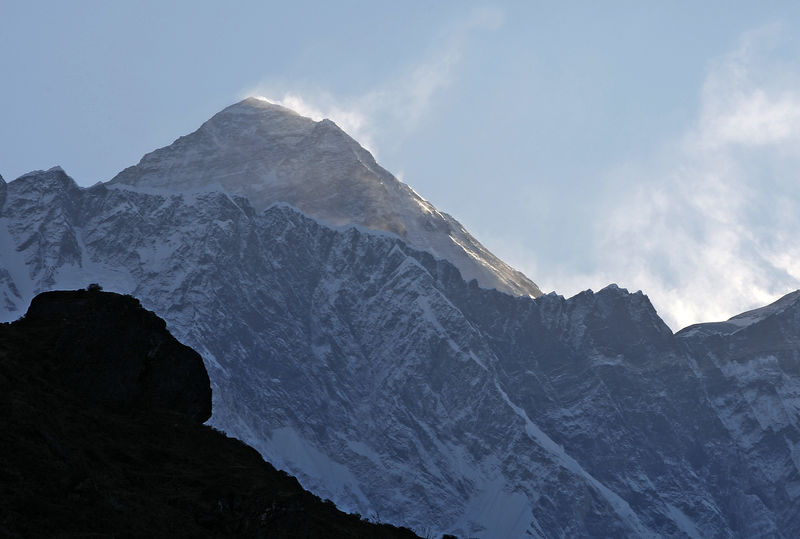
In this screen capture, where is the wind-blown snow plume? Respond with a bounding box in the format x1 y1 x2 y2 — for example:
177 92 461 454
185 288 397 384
240 6 504 160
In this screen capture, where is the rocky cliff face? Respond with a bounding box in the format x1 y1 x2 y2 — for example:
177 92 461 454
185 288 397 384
673 292 800 536
0 289 419 538
2 166 800 537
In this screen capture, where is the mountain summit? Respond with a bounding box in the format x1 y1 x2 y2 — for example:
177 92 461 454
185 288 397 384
5 102 800 536
110 97 541 297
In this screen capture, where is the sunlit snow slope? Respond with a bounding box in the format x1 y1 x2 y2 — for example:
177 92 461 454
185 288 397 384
110 97 540 298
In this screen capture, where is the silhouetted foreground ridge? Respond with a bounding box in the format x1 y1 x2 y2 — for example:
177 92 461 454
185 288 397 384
0 289 419 538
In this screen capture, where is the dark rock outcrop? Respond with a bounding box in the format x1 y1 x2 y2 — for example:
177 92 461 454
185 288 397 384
20 289 212 423
0 290 419 538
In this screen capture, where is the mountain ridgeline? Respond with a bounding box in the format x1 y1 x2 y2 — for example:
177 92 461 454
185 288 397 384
110 97 541 298
2 99 800 537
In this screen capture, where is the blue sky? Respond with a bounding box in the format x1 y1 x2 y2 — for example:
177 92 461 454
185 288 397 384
2 1 800 329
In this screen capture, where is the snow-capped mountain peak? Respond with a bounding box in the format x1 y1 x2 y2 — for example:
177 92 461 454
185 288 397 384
5 105 800 536
110 97 541 297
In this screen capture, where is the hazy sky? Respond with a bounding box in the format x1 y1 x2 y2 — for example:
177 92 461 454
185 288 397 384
2 1 800 329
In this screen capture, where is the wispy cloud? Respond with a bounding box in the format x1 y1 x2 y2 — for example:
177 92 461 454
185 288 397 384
241 6 504 157
554 24 800 330
695 25 800 150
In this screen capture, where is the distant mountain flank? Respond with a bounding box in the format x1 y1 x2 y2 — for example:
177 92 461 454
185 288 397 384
110 97 541 298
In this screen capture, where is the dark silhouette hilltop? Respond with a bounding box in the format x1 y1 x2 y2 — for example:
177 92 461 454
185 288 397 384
0 288 419 538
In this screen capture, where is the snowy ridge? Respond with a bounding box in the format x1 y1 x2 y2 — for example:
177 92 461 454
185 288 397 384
493 381 654 537
109 97 541 298
726 290 800 329
677 290 800 338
